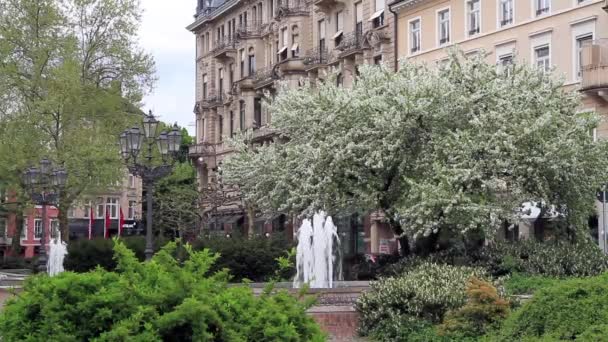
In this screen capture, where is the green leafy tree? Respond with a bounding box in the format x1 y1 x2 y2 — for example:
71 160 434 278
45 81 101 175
0 0 155 240
223 51 608 248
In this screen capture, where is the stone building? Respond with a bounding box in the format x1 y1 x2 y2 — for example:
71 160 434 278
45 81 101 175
389 0 608 248
187 0 398 254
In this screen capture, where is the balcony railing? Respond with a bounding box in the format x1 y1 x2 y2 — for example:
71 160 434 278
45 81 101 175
202 91 223 107
236 20 262 38
275 2 310 17
211 36 237 54
303 47 329 65
581 39 608 91
252 65 277 85
189 142 214 157
336 31 364 53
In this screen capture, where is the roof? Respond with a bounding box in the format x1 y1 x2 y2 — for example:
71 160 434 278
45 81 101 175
186 0 239 32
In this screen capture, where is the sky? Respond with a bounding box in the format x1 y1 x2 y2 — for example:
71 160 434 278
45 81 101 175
138 1 197 136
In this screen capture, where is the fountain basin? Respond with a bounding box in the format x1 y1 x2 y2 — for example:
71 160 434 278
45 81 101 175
248 281 370 341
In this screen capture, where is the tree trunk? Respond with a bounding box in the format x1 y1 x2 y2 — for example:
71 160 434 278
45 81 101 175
59 194 70 242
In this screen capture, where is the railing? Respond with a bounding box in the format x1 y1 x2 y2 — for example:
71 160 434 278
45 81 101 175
252 65 277 84
303 47 329 65
202 91 223 107
236 20 263 38
211 36 237 54
275 2 310 17
336 31 364 53
581 39 608 91
189 143 214 157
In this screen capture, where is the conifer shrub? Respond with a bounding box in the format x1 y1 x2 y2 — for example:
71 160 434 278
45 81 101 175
63 236 145 272
438 278 510 339
0 240 324 341
356 262 488 341
494 273 608 341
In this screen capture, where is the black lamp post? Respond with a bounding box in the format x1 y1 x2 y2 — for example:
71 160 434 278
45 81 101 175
120 111 182 260
22 158 68 273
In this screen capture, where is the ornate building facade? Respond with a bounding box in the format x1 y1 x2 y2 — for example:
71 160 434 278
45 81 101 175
188 0 398 254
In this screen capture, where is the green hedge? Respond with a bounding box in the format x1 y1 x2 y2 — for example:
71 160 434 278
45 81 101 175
63 237 145 272
0 241 324 341
192 235 294 282
493 273 608 341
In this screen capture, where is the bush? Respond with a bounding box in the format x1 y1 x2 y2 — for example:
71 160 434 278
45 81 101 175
578 324 608 341
64 236 145 272
503 273 562 295
192 235 294 282
494 273 608 341
438 278 510 339
0 240 324 341
474 239 608 278
356 262 488 341
0 256 36 270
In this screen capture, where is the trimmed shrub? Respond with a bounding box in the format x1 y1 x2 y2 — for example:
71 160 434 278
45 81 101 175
0 240 324 341
192 235 294 282
63 236 145 272
494 273 608 341
438 278 510 338
356 262 488 341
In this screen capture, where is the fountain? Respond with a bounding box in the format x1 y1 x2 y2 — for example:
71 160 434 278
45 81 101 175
293 211 342 288
47 231 68 276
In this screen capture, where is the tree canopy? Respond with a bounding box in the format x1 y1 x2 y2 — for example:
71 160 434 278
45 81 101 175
0 0 154 239
223 52 608 240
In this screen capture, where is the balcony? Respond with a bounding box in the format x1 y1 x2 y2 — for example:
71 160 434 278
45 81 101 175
278 58 306 73
201 91 223 108
211 36 237 60
581 39 608 96
304 47 329 68
275 2 310 18
336 31 365 57
236 20 262 39
189 142 214 158
253 65 278 88
314 0 344 12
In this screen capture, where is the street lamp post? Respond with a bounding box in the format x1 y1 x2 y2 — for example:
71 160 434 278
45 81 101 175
22 158 68 273
120 111 182 260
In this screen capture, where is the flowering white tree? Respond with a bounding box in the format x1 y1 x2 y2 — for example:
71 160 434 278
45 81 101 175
223 51 608 243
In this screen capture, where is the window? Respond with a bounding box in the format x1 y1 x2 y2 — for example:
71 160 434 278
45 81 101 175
371 0 385 28
335 11 344 46
21 220 27 239
83 201 91 218
318 19 326 52
128 174 135 188
229 63 234 88
96 197 104 219
0 218 6 237
128 200 136 219
248 47 255 75
279 28 288 60
437 8 450 45
106 197 119 219
219 115 224 141
410 18 421 53
291 26 299 58
374 55 382 65
68 206 76 218
202 74 208 99
254 98 262 127
355 2 363 36
498 54 513 67
535 45 551 72
240 49 245 78
239 100 245 131
499 0 513 27
467 0 480 35
336 73 343 87
218 68 224 96
202 118 206 141
230 111 235 137
535 0 550 16
576 34 593 80
34 219 42 239
50 220 59 238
